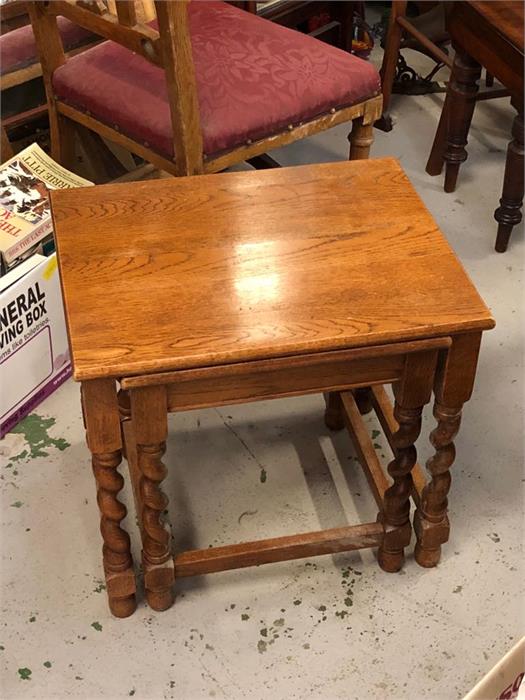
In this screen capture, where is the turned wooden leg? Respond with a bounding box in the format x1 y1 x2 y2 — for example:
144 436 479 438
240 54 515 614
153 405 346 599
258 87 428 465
118 388 144 539
81 379 137 618
426 94 450 177
1 126 13 162
348 117 374 160
353 387 374 415
443 47 481 193
130 385 175 612
377 0 408 131
324 391 345 431
50 111 77 171
414 333 482 567
324 387 373 431
414 403 461 567
494 110 524 253
377 351 438 572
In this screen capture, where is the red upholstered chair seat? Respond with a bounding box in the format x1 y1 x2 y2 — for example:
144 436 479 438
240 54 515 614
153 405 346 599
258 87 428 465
0 17 97 77
51 1 380 158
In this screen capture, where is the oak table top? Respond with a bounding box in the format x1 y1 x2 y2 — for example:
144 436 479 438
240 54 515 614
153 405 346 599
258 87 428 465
50 158 494 381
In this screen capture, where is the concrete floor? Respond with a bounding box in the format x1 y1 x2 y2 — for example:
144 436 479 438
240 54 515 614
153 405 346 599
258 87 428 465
1 43 524 700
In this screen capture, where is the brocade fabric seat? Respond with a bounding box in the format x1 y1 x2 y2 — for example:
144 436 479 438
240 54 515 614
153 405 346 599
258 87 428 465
0 17 97 77
51 1 380 158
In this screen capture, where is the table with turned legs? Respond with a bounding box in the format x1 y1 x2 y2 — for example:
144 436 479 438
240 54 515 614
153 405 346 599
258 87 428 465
50 159 494 616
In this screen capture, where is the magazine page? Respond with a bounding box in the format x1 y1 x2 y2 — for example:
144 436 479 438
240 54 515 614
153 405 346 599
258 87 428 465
0 143 92 267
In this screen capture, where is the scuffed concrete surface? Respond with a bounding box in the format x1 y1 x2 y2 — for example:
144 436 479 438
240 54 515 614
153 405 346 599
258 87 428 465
1 37 523 700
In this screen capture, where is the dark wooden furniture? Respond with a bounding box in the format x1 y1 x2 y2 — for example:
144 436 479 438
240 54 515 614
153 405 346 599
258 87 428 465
256 1 355 51
50 158 494 617
378 1 508 133
28 0 381 178
378 1 452 131
427 1 524 252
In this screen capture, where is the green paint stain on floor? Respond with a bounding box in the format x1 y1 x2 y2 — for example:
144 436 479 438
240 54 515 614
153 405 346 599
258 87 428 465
18 668 31 680
91 621 103 632
257 640 267 654
10 501 23 508
241 614 249 621
11 414 70 460
260 468 267 483
43 661 52 668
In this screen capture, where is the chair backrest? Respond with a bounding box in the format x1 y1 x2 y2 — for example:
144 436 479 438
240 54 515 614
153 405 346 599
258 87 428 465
28 0 203 174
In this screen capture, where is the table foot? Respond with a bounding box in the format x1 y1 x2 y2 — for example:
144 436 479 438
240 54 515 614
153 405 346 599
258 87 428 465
143 557 176 611
414 543 441 568
105 566 137 618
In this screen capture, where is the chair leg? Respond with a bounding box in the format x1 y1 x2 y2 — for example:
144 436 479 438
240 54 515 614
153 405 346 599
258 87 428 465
443 47 481 193
1 125 13 163
494 110 524 252
49 105 76 170
378 0 408 130
348 117 374 160
426 93 450 176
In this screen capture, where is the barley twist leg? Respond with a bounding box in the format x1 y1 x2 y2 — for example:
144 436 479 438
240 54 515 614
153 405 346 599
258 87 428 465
131 386 175 611
82 379 137 618
414 402 462 567
378 403 423 572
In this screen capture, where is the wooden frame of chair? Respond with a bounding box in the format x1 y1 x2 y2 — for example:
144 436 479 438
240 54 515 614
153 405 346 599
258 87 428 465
28 0 382 177
378 0 508 133
0 1 131 156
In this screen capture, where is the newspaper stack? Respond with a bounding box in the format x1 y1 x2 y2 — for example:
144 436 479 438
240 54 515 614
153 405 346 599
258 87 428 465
0 143 92 273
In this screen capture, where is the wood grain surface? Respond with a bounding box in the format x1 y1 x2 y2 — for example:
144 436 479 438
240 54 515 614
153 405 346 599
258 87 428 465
50 158 494 380
470 1 524 53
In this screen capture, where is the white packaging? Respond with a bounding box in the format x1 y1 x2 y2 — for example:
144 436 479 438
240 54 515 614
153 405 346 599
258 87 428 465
0 253 71 437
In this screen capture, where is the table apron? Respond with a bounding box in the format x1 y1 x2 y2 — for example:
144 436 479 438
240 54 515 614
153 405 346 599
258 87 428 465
449 4 524 103
120 337 452 412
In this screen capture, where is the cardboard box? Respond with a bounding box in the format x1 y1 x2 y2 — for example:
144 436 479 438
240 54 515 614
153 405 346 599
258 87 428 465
0 253 71 438
464 638 524 700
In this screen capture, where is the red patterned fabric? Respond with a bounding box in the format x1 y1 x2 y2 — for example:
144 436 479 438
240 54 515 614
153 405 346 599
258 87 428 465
52 1 380 158
0 18 97 76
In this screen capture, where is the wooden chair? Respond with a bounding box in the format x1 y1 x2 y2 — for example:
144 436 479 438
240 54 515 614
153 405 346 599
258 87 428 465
28 0 382 178
1 1 102 146
377 1 506 132
378 1 452 131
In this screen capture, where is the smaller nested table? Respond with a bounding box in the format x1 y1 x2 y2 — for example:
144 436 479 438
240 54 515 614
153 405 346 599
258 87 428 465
50 159 494 617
